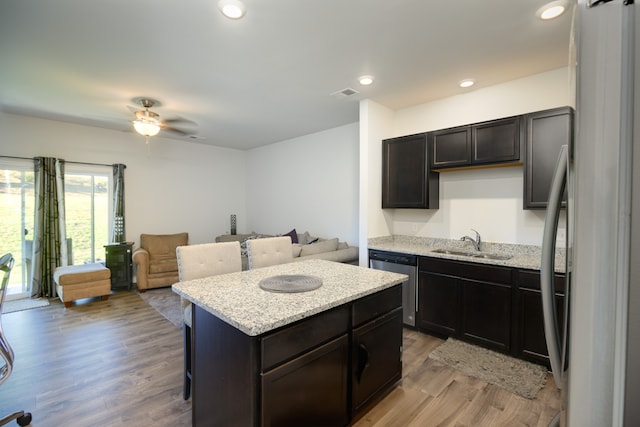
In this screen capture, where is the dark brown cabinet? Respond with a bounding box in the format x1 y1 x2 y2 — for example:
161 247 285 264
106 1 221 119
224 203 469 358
418 257 513 353
382 133 439 209
192 285 402 426
523 106 574 209
418 270 460 336
461 278 511 352
430 116 522 170
262 335 349 427
515 269 566 366
104 242 133 290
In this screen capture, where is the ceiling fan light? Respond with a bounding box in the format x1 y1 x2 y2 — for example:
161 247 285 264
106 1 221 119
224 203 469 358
133 120 160 137
218 0 246 19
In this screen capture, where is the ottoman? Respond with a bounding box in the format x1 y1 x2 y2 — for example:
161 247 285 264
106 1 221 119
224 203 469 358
53 263 111 308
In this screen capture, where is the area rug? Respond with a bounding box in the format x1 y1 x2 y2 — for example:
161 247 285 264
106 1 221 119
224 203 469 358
137 287 182 328
428 338 548 399
2 297 50 314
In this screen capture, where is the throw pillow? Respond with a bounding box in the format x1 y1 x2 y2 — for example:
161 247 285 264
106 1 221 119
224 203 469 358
292 243 303 257
300 238 339 256
282 228 298 244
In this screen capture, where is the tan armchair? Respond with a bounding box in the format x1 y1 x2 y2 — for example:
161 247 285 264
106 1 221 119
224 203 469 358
133 232 188 292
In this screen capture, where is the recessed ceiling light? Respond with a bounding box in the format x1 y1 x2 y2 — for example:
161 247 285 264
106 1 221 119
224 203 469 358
358 75 374 86
459 79 475 88
537 1 567 20
218 0 246 19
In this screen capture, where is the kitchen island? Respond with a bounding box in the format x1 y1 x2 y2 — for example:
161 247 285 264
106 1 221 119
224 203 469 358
172 259 408 427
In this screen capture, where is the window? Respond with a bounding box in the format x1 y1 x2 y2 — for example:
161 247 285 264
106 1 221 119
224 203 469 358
64 164 113 265
0 159 35 298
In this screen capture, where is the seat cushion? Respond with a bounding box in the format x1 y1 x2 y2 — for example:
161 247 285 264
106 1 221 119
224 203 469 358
54 263 110 286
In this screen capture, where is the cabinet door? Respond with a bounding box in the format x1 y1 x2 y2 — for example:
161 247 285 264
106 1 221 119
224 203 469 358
104 243 132 289
382 133 438 209
352 308 403 414
431 126 471 169
262 334 349 427
516 270 566 366
473 116 522 165
417 271 460 336
460 278 512 352
524 107 574 209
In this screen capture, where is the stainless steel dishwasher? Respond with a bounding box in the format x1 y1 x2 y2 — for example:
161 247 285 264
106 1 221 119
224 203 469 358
368 249 417 327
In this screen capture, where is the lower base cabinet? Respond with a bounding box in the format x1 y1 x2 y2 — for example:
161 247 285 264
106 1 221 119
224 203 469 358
352 307 403 413
416 256 566 367
516 269 566 366
418 257 512 353
262 335 349 427
192 285 402 426
461 278 511 352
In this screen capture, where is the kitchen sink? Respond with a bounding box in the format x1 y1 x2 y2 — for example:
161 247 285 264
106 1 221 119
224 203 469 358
431 248 512 260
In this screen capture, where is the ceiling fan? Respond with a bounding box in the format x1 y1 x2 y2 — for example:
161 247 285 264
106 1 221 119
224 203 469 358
131 97 196 143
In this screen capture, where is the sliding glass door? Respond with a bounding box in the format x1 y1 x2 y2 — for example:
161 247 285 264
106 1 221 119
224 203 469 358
0 159 35 300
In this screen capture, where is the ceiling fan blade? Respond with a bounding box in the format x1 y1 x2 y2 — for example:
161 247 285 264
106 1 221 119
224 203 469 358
163 116 197 126
162 125 194 136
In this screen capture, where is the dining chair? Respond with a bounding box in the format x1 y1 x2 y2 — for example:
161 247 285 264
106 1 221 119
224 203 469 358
176 241 242 400
245 236 293 269
0 253 32 426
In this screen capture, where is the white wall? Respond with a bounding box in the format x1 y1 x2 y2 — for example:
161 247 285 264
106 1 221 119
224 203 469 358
359 100 395 261
0 113 247 247
364 67 573 246
245 123 359 245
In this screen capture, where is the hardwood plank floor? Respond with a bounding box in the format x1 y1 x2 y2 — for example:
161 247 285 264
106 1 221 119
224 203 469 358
0 291 559 427
353 329 561 427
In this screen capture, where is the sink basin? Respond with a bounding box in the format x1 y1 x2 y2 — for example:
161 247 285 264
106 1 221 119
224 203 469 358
431 248 512 260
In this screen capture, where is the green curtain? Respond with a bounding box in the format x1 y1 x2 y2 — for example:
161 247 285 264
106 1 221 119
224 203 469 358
30 157 67 298
111 163 126 243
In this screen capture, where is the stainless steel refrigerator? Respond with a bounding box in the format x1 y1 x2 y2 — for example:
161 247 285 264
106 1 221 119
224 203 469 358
540 0 639 426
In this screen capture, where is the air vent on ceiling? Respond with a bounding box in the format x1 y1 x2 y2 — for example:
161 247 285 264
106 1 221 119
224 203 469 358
330 88 360 99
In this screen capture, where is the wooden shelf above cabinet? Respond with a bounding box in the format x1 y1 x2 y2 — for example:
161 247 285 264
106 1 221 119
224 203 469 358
432 161 523 173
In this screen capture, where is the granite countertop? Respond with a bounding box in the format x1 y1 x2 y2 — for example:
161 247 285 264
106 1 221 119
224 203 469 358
172 259 407 336
368 235 566 273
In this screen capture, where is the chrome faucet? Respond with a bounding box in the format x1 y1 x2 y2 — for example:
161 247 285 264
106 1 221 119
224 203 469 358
460 229 482 251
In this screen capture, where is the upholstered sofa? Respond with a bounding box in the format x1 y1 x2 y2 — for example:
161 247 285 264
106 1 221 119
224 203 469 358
133 232 189 292
215 229 359 270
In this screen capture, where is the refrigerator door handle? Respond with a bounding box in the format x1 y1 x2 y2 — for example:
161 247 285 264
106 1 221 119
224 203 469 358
541 144 568 388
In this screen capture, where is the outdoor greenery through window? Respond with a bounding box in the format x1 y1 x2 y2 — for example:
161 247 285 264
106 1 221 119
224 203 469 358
0 161 35 298
64 167 111 265
0 159 112 298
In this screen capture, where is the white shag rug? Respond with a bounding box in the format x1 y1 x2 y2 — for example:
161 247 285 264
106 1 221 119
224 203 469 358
428 338 548 399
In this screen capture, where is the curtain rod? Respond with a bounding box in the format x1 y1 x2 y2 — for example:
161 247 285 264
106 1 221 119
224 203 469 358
0 155 126 168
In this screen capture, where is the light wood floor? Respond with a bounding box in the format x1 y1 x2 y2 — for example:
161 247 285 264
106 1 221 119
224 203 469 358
0 291 560 427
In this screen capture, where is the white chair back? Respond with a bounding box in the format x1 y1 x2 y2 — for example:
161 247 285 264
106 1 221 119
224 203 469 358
176 241 242 281
246 236 293 269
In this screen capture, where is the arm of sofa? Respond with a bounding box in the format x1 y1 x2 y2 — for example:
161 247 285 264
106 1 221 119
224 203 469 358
294 245 359 265
132 248 150 291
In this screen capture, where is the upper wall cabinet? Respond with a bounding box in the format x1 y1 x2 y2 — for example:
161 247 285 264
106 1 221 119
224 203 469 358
382 133 439 209
523 107 574 209
430 116 523 171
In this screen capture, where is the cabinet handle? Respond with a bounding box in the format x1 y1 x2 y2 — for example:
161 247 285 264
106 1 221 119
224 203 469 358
356 343 370 383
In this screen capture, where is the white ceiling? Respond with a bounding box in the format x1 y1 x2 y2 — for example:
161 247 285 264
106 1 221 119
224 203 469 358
0 0 573 150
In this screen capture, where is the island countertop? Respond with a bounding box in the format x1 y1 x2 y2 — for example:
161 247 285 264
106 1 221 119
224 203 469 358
172 259 408 336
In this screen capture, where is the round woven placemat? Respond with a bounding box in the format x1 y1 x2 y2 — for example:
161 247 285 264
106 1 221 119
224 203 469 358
259 274 323 293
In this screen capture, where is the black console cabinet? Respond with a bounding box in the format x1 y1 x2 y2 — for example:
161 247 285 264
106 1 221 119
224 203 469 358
104 243 133 290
